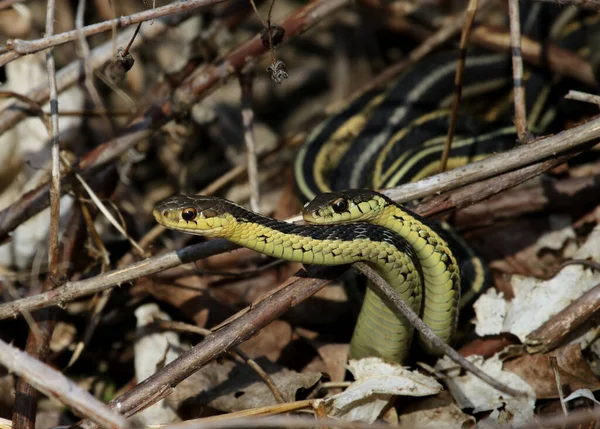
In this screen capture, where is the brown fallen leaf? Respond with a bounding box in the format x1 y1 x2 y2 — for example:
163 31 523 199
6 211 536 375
238 320 293 362
504 344 600 399
176 357 323 415
399 390 475 429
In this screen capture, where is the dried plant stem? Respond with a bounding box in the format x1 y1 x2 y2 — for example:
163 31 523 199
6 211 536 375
12 208 84 429
2 0 228 63
383 113 600 203
441 0 479 173
0 339 129 429
353 262 526 398
565 90 600 106
75 0 113 137
508 0 530 142
45 0 60 285
240 71 260 212
533 0 600 10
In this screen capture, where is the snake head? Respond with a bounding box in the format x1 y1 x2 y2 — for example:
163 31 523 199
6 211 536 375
302 190 389 224
153 195 233 237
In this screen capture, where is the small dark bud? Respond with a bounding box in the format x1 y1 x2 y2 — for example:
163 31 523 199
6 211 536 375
261 24 285 49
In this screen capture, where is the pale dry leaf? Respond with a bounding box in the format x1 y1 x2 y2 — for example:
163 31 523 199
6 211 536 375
474 225 600 343
436 355 535 424
132 303 182 425
473 288 506 336
320 357 442 423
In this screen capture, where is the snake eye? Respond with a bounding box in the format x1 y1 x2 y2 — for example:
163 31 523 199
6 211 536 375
181 207 197 221
331 198 348 213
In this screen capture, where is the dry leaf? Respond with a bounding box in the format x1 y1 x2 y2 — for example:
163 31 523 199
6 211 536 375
320 357 442 423
504 344 600 399
436 355 535 424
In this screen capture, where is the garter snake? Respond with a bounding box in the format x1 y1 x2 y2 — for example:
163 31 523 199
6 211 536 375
290 6 599 360
153 194 424 363
304 189 460 355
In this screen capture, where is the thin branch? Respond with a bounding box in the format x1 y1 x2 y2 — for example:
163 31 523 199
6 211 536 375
0 339 129 429
353 262 526 398
2 0 228 63
12 207 84 429
383 113 600 203
441 0 479 173
548 356 569 418
45 0 61 292
508 0 530 143
532 0 600 10
239 71 260 212
75 0 114 137
526 282 600 354
162 414 398 429
0 239 239 320
471 26 595 87
565 90 600 106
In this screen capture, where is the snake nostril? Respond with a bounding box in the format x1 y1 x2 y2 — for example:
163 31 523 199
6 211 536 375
163 210 168 218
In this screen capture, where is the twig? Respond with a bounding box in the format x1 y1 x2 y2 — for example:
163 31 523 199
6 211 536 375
417 152 579 218
0 239 239 320
383 113 600 203
45 0 61 289
352 262 526 398
471 26 595 87
532 0 600 10
329 0 494 113
565 90 600 106
2 0 228 62
75 0 113 137
508 0 530 143
12 207 84 429
176 399 315 425
441 0 479 173
526 282 600 354
162 414 397 429
239 71 260 212
0 9 184 149
64 157 145 256
548 356 569 420
0 339 129 429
